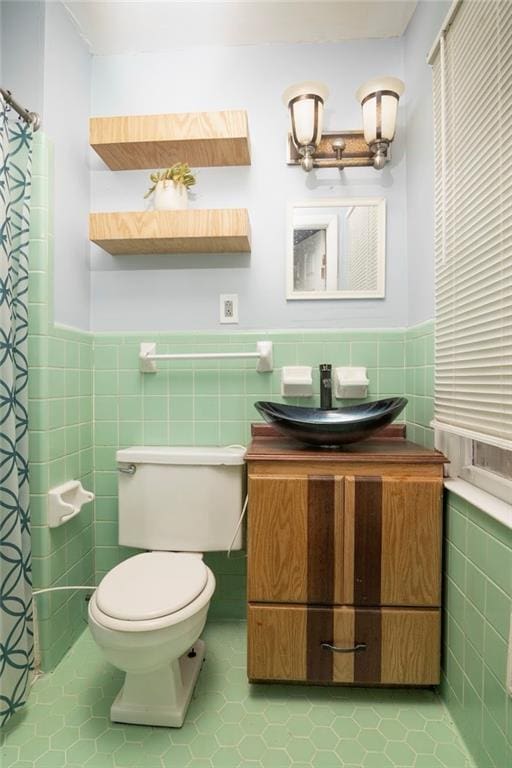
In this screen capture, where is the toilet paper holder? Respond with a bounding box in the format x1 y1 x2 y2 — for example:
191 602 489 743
281 366 313 397
48 480 95 528
334 367 369 399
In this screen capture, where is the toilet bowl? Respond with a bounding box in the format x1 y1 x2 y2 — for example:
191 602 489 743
88 551 216 727
87 444 245 727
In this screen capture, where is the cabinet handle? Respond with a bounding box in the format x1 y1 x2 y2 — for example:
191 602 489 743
321 641 367 654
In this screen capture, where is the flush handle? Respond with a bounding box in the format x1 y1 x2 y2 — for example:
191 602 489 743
118 464 136 475
321 641 367 654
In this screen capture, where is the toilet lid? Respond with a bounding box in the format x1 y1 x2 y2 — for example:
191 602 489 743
96 552 208 621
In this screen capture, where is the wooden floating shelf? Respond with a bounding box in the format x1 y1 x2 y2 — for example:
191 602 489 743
89 209 251 255
90 110 251 170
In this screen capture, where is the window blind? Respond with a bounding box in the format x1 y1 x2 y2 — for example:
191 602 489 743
431 0 512 449
347 206 378 291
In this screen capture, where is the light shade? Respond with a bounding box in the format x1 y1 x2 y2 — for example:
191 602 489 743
356 76 404 145
283 81 329 149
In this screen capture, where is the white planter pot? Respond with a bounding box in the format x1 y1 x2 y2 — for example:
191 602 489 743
153 181 188 211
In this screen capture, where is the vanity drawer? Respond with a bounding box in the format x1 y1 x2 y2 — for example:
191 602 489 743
248 474 443 607
247 604 440 686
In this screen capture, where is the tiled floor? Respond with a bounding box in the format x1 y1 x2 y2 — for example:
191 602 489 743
1 622 475 768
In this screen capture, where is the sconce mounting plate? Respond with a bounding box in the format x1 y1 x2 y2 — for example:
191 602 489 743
287 130 377 169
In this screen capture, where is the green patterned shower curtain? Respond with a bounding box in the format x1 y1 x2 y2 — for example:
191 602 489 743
0 99 33 726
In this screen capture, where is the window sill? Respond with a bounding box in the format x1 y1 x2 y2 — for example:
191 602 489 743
444 478 512 531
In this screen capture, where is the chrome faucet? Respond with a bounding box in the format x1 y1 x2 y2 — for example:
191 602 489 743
319 364 332 410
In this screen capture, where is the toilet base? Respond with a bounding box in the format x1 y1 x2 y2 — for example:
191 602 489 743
110 639 206 728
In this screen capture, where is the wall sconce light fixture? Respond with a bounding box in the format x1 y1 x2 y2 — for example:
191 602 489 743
283 76 404 172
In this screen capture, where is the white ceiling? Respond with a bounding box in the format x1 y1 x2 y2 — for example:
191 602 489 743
63 1 417 55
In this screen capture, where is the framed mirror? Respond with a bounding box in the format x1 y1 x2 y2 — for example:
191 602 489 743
287 198 386 299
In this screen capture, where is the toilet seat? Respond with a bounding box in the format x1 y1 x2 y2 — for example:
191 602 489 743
96 552 208 622
90 556 216 633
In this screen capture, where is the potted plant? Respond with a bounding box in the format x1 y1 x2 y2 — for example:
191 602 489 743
145 163 196 211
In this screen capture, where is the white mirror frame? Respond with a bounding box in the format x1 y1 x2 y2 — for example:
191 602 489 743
286 197 386 300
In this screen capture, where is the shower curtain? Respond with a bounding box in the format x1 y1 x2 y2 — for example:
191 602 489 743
0 97 33 726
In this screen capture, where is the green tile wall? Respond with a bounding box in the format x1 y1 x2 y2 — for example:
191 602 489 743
405 319 434 448
441 493 512 767
92 329 406 617
406 320 512 767
28 134 95 671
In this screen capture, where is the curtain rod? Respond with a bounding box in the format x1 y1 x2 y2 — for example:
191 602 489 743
0 88 41 131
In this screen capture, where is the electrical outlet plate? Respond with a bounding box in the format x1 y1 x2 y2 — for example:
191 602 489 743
220 293 239 324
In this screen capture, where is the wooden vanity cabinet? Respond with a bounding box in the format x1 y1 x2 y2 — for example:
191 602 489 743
245 428 445 687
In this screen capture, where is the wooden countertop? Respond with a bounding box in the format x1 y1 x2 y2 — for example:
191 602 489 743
246 424 446 464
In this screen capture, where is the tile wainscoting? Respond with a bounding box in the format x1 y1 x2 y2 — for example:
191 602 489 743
28 134 94 671
92 329 407 617
406 321 512 767
441 493 512 767
404 319 434 448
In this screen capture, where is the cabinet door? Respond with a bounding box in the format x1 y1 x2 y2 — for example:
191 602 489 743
248 604 440 685
344 476 443 607
247 474 345 603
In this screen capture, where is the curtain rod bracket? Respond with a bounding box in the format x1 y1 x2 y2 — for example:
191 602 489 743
0 88 41 131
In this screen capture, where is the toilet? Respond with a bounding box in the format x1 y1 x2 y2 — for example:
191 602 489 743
88 445 245 727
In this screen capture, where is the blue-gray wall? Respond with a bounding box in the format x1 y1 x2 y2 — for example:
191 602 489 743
1 1 46 118
43 1 91 330
404 0 450 325
90 39 407 331
1 0 91 331
2 1 449 333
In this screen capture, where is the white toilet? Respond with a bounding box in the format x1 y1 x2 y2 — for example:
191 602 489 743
88 445 245 728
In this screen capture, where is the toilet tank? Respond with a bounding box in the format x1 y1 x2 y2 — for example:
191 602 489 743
116 446 246 551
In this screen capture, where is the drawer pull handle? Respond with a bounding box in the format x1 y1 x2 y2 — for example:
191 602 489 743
321 641 367 654
118 464 136 475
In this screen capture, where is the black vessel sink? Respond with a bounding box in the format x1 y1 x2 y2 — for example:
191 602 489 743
254 397 408 447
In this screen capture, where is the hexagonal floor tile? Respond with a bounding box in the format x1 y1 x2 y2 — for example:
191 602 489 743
259 746 292 768
239 713 267 735
308 706 336 727
215 723 244 748
219 703 245 725
238 734 266 760
353 707 381 729
195 711 224 736
385 740 416 767
286 714 314 738
161 744 192 767
286 736 316 763
190 734 219 760
1 622 477 768
34 715 64 737
262 724 291 749
310 725 338 751
377 718 407 741
357 728 387 752
263 703 290 725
